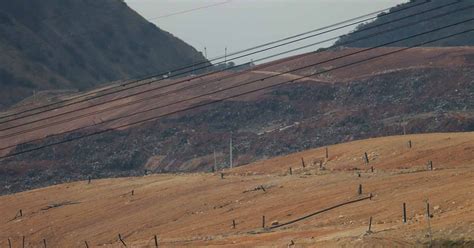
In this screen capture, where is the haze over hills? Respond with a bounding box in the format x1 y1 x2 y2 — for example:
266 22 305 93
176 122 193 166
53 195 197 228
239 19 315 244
0 0 207 109
335 0 474 47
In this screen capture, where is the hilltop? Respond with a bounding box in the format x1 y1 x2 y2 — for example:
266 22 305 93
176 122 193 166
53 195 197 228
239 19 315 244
0 133 472 247
0 0 207 109
335 0 474 47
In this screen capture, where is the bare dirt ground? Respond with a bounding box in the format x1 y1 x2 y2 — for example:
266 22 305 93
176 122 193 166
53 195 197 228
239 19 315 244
0 132 473 247
2 47 473 156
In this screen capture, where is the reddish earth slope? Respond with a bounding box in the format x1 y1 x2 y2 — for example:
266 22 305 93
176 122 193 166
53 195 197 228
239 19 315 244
2 47 473 152
0 47 473 194
0 132 473 247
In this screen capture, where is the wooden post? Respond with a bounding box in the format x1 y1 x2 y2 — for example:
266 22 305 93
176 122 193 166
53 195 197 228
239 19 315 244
368 216 373 233
428 161 433 171
371 166 374 173
301 158 305 168
220 173 224 179
358 184 363 195
364 152 369 165
43 239 47 248
262 215 266 228
319 161 323 169
403 203 407 223
118 234 127 247
426 201 431 218
357 172 361 178
88 176 91 184
22 236 25 248
325 147 329 159
408 140 412 148
289 167 292 175
84 241 90 248
154 235 158 247
8 238 12 248
232 219 236 229
131 190 135 196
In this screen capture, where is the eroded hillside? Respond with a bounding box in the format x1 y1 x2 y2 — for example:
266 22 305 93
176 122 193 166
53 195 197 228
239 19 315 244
0 133 472 247
0 47 473 194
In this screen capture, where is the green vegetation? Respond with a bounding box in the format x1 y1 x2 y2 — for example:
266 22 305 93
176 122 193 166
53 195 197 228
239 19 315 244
335 0 474 47
0 0 208 109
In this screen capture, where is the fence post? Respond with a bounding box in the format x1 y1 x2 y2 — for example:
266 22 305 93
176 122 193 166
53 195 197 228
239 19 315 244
232 219 236 229
403 203 407 223
289 167 292 175
154 235 158 247
370 166 374 173
428 161 433 171
220 173 224 179
426 201 431 218
84 241 90 248
8 238 12 248
118 234 127 247
325 147 329 159
22 236 25 248
131 190 135 196
43 239 47 248
358 184 363 195
301 158 305 168
364 152 369 165
88 176 91 184
262 215 266 228
367 216 373 233
408 140 412 148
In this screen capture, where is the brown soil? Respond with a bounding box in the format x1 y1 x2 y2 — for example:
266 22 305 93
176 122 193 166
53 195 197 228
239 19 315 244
0 132 472 247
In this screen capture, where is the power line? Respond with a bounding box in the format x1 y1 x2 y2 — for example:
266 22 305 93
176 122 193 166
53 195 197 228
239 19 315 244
146 0 232 20
2 19 472 160
0 0 458 134
1 2 470 140
0 0 432 122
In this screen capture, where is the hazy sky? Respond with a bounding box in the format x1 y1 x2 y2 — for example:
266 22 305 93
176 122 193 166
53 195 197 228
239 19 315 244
126 0 408 64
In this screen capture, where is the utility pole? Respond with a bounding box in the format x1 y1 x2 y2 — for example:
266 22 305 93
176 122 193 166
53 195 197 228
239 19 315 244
225 47 228 68
229 134 233 169
192 54 195 75
213 149 217 171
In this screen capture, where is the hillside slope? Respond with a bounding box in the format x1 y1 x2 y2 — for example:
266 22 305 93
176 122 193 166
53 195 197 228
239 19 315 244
0 0 207 109
0 47 473 195
0 133 472 247
335 0 474 47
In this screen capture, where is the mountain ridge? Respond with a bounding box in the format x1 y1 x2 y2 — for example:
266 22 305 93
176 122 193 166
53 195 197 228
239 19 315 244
335 0 474 47
0 0 207 109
